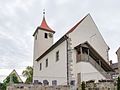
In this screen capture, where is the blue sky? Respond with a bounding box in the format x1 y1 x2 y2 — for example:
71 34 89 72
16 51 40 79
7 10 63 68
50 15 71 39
0 0 120 82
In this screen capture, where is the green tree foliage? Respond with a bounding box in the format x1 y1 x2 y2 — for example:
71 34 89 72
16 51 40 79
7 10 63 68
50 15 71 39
22 66 33 84
3 73 19 84
81 81 86 90
117 77 120 90
0 83 6 90
2 73 19 90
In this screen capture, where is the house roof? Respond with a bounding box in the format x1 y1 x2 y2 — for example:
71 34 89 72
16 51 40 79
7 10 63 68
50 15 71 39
74 41 114 72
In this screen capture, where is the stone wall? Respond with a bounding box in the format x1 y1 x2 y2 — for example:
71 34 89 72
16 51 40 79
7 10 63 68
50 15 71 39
85 80 117 90
7 84 70 90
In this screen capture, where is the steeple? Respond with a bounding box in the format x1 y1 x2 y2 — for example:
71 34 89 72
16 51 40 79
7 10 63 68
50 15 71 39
39 10 55 33
33 10 55 60
33 10 55 36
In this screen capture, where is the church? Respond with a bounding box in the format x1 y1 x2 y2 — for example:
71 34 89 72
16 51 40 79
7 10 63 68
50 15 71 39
33 12 113 86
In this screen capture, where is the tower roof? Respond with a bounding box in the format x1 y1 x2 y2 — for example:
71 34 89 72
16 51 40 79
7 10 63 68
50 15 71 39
33 13 55 36
39 16 55 33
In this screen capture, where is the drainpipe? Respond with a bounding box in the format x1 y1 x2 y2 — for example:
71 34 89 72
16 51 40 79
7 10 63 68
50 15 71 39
66 36 69 86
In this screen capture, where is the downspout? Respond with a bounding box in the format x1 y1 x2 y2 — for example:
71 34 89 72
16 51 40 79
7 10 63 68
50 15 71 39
66 35 69 86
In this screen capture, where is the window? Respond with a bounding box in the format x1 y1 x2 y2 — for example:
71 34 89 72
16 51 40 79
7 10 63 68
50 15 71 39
46 58 48 67
43 80 49 86
44 33 48 38
52 80 57 86
56 51 59 61
40 63 42 70
35 35 37 40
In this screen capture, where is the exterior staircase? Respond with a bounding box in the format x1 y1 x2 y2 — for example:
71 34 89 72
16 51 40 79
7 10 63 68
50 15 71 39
88 56 111 79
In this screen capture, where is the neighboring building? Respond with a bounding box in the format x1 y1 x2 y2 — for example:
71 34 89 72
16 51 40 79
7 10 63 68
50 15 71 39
116 47 120 76
111 63 118 73
110 62 119 79
109 47 120 79
33 12 113 87
4 69 23 83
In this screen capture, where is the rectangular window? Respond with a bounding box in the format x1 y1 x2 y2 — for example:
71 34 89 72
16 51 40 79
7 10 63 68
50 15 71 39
52 80 57 86
40 63 42 70
44 33 48 38
35 35 37 40
56 51 59 61
46 58 48 67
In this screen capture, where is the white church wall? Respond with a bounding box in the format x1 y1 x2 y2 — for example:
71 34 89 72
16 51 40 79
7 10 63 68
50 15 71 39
68 14 109 63
74 62 106 83
33 29 54 60
33 40 67 85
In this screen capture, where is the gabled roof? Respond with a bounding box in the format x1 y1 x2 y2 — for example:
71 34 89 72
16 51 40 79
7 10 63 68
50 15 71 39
66 14 89 34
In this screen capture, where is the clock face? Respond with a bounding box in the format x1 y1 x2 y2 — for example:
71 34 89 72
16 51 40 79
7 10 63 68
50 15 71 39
49 33 53 38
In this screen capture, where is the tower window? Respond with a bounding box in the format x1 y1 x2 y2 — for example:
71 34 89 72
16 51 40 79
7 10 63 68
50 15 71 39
46 58 48 67
35 35 37 40
40 63 42 70
56 51 59 61
44 33 48 38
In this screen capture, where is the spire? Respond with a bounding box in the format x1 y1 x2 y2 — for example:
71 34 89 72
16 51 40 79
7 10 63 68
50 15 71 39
40 10 55 33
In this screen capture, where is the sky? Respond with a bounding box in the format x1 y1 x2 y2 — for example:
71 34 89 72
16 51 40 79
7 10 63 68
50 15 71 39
0 0 120 82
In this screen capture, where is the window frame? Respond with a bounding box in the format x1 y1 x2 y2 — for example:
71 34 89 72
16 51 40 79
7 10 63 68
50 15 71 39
40 63 42 71
46 58 48 67
56 51 59 62
44 33 48 38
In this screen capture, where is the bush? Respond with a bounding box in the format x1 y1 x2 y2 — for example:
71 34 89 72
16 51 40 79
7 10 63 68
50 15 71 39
81 81 85 90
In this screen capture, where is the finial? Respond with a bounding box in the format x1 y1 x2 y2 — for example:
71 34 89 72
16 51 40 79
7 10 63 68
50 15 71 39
43 9 45 17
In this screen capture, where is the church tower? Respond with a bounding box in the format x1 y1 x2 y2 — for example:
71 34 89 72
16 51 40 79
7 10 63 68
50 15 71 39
33 11 55 60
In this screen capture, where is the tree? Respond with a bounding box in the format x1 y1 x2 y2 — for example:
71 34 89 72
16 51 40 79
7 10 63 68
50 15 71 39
22 66 33 84
81 81 86 90
2 73 19 90
117 77 120 90
0 83 6 90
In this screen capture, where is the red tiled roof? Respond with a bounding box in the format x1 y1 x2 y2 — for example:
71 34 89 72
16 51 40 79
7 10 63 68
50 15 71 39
66 14 89 34
40 17 55 33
